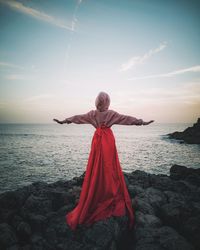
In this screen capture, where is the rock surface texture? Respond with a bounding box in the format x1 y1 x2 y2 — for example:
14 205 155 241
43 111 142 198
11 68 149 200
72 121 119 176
0 164 200 250
167 118 200 144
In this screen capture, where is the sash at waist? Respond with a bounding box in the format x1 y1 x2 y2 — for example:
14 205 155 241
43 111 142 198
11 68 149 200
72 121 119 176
95 124 111 136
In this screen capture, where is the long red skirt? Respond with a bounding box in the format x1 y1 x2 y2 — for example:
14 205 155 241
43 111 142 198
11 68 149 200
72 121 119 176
66 125 134 230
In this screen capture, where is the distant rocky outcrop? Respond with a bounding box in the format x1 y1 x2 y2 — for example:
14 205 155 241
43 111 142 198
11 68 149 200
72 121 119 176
0 164 200 250
167 118 200 144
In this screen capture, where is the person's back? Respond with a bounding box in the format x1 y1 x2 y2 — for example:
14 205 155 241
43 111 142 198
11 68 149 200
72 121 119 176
53 91 154 128
53 91 154 231
69 109 145 128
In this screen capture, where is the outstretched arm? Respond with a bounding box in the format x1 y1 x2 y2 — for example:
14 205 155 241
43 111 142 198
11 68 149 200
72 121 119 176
63 113 91 124
53 111 93 125
111 111 154 126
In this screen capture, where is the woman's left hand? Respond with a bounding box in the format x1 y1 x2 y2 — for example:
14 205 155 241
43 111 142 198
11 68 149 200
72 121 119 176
53 118 63 124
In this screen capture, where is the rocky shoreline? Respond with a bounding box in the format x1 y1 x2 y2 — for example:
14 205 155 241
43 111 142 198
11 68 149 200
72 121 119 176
167 118 200 144
0 164 200 250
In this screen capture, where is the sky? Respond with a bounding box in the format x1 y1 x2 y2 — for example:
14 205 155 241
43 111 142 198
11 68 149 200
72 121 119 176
0 0 200 123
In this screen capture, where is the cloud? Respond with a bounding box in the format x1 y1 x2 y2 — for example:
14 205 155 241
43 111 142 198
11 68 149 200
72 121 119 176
23 94 54 102
128 65 200 80
113 81 200 108
0 61 24 69
119 41 167 72
0 0 74 31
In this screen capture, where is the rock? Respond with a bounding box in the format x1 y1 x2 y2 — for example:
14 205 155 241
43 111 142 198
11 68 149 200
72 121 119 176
58 238 86 250
134 226 194 250
0 192 21 210
16 221 31 242
0 223 18 249
30 234 48 250
84 219 115 248
44 227 57 246
20 245 31 250
128 184 144 197
163 190 185 203
170 164 200 182
46 190 68 211
160 202 183 229
182 215 200 249
129 170 151 188
0 187 30 211
167 118 200 144
11 215 23 230
0 164 199 250
143 187 168 212
27 214 47 233
135 211 162 228
135 197 155 215
22 194 52 215
7 244 20 250
148 174 174 191
0 209 17 224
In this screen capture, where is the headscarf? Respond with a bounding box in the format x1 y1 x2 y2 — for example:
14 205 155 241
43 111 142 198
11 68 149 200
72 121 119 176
95 91 110 112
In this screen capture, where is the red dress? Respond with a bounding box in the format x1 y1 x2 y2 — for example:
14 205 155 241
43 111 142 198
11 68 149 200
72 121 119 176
66 124 134 230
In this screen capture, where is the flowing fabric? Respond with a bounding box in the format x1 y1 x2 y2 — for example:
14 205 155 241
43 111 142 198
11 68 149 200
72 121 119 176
66 124 134 230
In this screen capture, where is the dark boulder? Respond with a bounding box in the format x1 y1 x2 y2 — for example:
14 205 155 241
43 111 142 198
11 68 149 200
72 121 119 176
167 118 200 144
0 164 199 250
0 223 18 249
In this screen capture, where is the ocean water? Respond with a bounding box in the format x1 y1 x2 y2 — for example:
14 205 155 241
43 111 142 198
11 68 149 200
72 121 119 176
0 123 200 193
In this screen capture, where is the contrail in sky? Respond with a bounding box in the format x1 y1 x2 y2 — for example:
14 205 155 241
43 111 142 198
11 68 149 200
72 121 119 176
63 0 83 75
128 65 200 80
0 0 73 31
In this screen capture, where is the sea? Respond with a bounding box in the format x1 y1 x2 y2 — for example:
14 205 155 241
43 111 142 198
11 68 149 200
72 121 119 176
0 123 200 194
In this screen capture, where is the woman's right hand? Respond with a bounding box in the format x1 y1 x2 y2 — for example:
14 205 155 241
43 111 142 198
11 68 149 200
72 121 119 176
143 120 154 125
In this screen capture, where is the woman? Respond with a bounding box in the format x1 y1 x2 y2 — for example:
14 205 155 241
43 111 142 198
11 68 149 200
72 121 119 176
53 91 154 231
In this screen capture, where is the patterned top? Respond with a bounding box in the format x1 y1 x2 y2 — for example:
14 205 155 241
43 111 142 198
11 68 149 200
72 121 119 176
65 109 143 128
